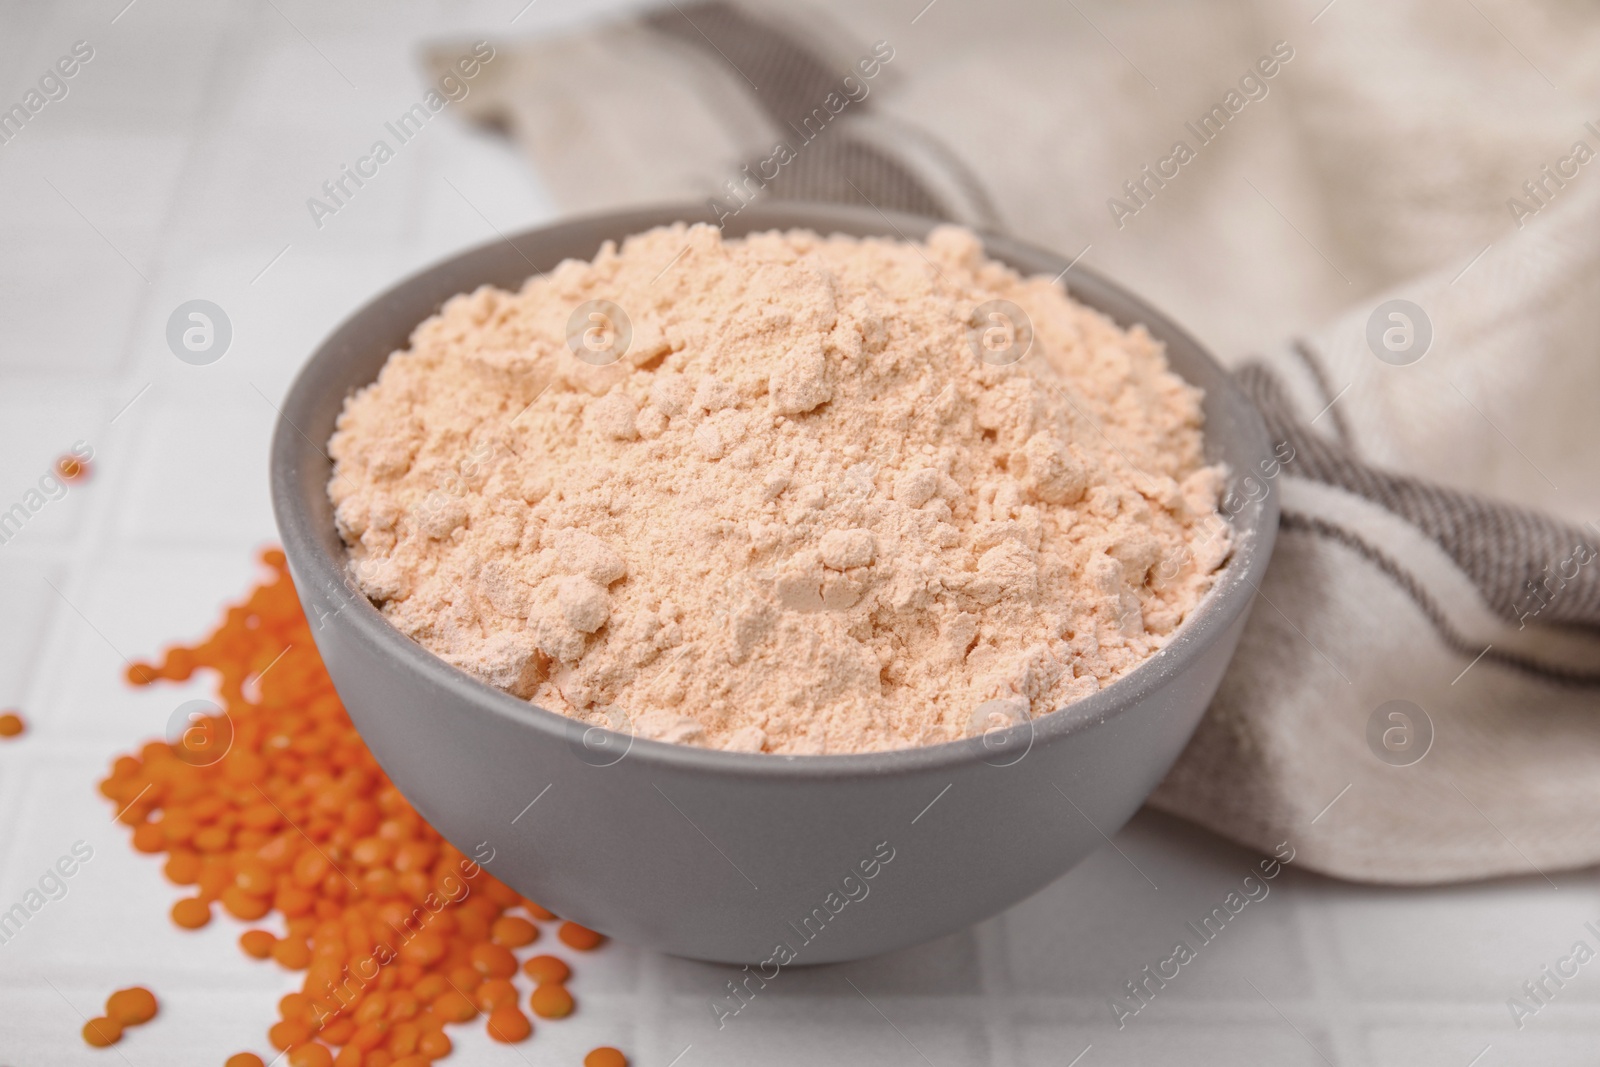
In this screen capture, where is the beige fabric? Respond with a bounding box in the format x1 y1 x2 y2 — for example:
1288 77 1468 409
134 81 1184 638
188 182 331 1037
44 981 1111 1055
449 23 772 210
427 0 1600 884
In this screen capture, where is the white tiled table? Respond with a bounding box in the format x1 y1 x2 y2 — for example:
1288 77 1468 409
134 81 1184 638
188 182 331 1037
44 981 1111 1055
0 2 1593 1064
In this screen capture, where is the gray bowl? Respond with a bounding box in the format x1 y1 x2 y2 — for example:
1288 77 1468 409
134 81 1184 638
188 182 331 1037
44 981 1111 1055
270 202 1277 965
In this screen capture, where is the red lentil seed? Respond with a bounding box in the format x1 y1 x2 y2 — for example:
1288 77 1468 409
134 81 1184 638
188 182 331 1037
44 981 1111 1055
106 986 159 1025
240 929 277 959
55 453 90 482
522 955 571 985
558 922 605 951
485 1005 531 1043
83 1016 123 1047
530 983 574 1020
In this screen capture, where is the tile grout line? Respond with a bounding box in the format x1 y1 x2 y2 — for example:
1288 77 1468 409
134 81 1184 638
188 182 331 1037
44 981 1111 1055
635 943 667 1065
108 2 263 385
974 914 1019 1067
1284 873 1366 1064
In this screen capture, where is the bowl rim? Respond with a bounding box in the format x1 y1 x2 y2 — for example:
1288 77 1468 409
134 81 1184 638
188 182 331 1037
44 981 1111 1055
270 200 1278 781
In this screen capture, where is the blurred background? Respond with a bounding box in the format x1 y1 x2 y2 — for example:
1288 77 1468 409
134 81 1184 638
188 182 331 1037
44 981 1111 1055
2 0 1598 1063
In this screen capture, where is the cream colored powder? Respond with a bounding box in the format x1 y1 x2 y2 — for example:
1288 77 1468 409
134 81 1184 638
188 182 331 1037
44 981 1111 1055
327 224 1231 755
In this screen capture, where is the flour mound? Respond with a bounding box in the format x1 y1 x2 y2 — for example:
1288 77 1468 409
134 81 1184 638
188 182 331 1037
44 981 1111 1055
328 224 1230 755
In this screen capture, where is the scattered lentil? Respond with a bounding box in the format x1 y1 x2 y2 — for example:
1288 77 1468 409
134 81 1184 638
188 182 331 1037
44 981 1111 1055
491 916 539 947
106 986 159 1026
171 896 211 929
474 978 518 1012
240 929 276 958
485 1005 532 1043
558 922 604 951
522 955 570 985
55 452 91 483
101 549 619 1065
530 983 574 1019
83 1016 123 1047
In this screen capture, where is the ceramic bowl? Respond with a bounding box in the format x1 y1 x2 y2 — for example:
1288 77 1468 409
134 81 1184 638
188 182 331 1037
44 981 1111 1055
269 202 1278 964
